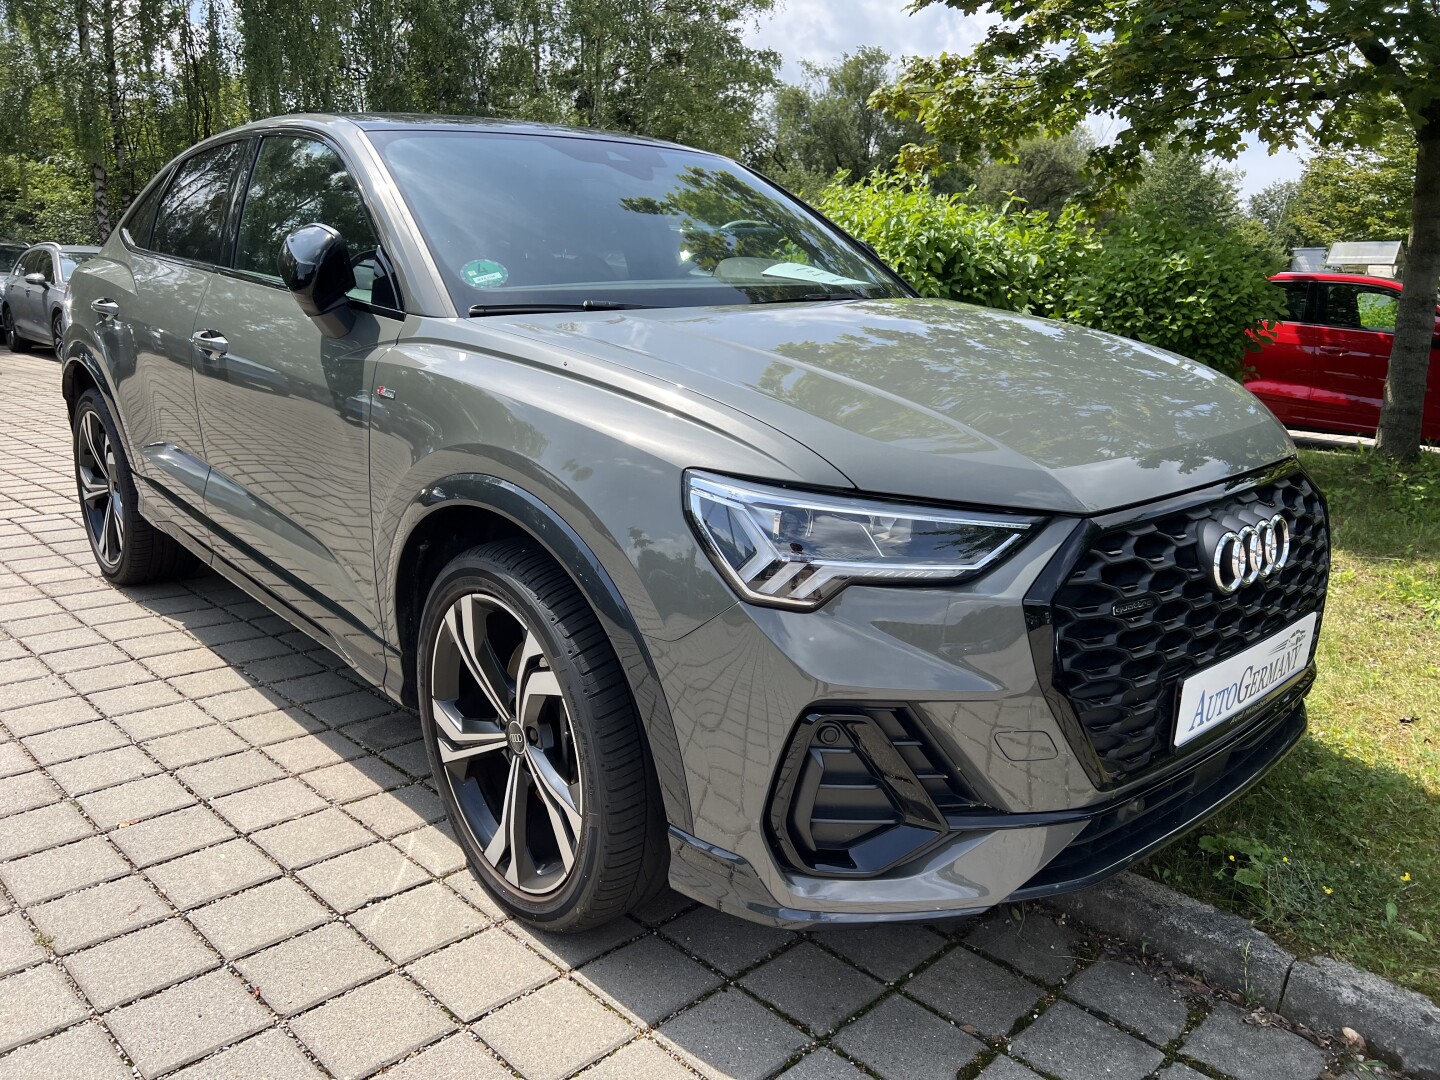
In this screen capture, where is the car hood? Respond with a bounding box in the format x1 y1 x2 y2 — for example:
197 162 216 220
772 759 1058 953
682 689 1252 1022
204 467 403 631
487 297 1294 514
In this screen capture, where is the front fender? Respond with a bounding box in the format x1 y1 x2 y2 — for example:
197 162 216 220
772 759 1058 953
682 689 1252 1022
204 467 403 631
394 473 695 831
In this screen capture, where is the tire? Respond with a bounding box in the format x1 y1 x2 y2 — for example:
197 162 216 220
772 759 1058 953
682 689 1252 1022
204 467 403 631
3 306 31 353
418 540 666 931
52 313 63 356
72 388 196 585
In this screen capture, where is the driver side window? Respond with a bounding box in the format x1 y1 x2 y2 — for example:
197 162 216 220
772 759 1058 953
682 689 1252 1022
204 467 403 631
234 135 396 309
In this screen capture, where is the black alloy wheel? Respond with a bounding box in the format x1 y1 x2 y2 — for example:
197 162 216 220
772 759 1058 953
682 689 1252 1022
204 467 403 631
418 541 665 930
71 388 194 584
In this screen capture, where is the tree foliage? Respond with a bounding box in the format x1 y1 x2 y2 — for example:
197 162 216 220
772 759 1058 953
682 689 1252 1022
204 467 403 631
879 0 1440 459
1127 144 1242 232
1288 127 1417 247
819 173 1283 378
0 0 780 241
968 127 1092 217
763 46 928 198
1248 179 1310 254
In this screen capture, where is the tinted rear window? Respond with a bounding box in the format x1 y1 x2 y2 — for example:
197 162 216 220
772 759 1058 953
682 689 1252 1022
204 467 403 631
151 141 247 264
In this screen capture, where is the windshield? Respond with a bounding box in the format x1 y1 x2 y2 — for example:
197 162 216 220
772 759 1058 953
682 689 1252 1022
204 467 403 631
61 254 94 277
370 130 907 312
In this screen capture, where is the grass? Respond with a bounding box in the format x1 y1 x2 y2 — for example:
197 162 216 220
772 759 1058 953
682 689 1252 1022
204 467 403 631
1144 446 1440 1001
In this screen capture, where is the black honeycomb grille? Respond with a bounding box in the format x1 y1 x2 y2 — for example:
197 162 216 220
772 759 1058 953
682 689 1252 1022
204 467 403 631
1049 471 1328 786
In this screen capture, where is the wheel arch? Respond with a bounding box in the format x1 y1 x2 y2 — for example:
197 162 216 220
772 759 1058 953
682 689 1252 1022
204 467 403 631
61 343 118 421
390 474 694 832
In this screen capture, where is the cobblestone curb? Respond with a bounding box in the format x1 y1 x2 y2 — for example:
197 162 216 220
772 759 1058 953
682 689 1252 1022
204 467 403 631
1051 871 1440 1079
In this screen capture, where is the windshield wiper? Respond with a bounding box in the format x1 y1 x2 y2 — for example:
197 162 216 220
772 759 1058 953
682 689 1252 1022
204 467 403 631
751 290 869 304
468 300 645 317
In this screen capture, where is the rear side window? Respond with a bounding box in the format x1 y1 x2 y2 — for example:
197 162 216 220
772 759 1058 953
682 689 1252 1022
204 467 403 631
1321 284 1400 334
234 135 394 308
121 181 166 249
151 141 246 265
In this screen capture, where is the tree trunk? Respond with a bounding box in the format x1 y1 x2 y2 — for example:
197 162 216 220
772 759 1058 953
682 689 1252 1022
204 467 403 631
75 0 111 241
1375 123 1440 461
102 0 125 228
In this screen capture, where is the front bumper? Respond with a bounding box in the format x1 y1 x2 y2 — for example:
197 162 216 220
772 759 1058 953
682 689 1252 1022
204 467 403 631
644 462 1326 927
667 692 1307 928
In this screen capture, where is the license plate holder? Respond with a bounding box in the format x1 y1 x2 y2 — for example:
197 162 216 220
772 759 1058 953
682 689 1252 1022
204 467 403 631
1174 612 1317 748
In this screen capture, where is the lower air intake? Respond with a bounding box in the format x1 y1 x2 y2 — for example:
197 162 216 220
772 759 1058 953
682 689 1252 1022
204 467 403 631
768 707 984 876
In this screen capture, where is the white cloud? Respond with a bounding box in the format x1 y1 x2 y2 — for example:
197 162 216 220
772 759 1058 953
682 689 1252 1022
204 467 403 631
745 0 1305 198
743 0 993 80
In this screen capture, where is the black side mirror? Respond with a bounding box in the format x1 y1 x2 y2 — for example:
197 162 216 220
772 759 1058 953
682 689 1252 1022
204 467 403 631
279 224 355 337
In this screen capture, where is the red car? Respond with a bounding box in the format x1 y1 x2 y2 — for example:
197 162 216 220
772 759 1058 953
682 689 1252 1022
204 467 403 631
1245 271 1440 440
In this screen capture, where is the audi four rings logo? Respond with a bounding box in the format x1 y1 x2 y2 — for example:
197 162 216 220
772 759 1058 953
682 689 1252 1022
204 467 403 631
1211 514 1291 593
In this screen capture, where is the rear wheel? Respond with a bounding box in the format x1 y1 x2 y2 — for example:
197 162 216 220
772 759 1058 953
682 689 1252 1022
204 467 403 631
72 388 195 584
418 541 666 930
3 306 31 353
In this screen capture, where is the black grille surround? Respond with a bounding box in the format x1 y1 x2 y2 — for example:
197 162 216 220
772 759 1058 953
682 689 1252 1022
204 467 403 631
1031 461 1329 789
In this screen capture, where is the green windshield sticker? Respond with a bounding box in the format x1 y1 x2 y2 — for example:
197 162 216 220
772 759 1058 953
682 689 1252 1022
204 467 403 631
461 259 509 288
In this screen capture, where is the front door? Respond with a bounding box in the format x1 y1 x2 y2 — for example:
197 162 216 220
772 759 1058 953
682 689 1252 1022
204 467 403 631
1249 279 1318 427
1308 281 1402 434
192 133 403 679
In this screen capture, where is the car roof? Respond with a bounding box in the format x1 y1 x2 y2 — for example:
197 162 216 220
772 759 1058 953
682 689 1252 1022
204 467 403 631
229 112 698 152
1271 271 1402 290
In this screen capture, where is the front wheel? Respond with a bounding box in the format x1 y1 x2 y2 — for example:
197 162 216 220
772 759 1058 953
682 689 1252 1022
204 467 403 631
52 313 64 355
72 388 195 584
417 541 666 931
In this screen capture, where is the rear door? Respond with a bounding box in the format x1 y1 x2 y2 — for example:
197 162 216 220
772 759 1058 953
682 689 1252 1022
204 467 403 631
106 138 251 536
193 132 403 679
1308 282 1402 434
1247 279 1318 426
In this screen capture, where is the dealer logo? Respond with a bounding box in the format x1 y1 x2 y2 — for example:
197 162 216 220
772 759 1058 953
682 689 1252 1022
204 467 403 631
1210 514 1290 594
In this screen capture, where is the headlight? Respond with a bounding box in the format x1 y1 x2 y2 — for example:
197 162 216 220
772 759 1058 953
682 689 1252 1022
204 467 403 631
685 471 1038 609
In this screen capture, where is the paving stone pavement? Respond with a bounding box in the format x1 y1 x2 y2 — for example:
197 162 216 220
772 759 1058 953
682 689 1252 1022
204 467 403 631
0 345 1346 1078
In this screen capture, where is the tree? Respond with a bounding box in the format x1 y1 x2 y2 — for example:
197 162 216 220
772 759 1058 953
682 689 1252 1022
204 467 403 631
0 0 781 241
1128 144 1242 232
879 0 1440 460
1288 126 1416 247
766 46 924 195
969 127 1092 217
1249 179 1310 254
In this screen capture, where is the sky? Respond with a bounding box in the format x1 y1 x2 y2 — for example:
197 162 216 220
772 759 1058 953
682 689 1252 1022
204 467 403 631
742 0 1305 200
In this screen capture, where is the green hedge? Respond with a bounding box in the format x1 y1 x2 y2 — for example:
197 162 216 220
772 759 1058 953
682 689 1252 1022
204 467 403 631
818 174 1284 378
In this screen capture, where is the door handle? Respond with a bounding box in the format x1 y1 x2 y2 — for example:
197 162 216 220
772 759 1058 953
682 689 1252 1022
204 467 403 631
190 329 229 357
90 298 120 318
1317 346 1347 356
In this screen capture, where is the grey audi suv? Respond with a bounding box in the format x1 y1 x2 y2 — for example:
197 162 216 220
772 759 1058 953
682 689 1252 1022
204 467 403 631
62 114 1328 931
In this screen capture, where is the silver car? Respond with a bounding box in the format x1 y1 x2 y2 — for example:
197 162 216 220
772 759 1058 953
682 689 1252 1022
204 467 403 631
3 241 99 353
62 114 1329 932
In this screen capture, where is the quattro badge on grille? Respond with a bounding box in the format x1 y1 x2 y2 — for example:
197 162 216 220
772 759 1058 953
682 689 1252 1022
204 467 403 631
1211 514 1290 594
